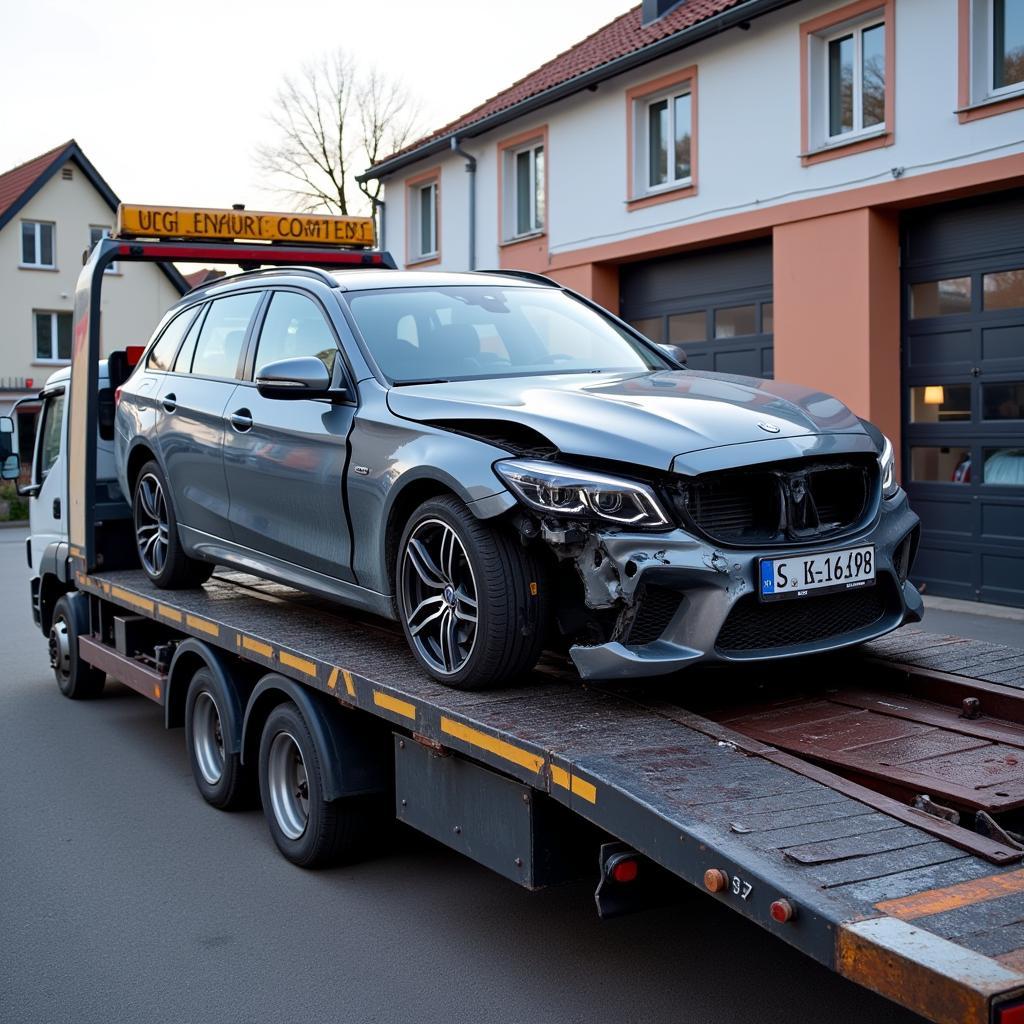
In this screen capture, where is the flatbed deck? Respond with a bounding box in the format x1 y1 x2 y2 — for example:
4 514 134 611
74 565 1024 1024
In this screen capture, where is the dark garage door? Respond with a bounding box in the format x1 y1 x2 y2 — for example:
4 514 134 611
902 192 1024 607
620 239 773 378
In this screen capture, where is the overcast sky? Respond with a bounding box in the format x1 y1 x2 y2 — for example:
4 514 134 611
2 0 631 210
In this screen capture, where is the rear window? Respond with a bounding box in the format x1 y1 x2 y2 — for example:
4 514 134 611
146 307 198 371
190 292 261 380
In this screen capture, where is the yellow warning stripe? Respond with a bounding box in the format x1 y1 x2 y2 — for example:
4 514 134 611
185 613 219 638
440 717 544 774
550 763 597 804
279 650 318 677
240 635 273 658
875 868 1024 920
327 667 340 690
374 691 417 720
69 545 83 558
110 585 154 614
157 604 183 624
343 670 356 697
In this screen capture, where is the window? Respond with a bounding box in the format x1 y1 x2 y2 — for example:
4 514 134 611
910 277 973 318
669 311 706 343
714 305 758 339
34 311 72 362
645 90 692 190
174 306 207 373
801 2 892 162
36 392 65 483
255 292 338 377
983 267 1024 309
147 307 199 371
89 226 117 273
993 0 1024 90
408 178 438 263
961 0 1024 119
909 384 972 423
190 293 260 379
500 131 546 241
21 221 55 268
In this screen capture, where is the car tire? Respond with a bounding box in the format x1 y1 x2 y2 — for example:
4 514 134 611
184 668 249 810
258 702 371 868
132 459 213 589
50 593 105 699
396 494 548 690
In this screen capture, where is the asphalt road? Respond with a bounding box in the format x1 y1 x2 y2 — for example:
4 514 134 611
0 525 929 1024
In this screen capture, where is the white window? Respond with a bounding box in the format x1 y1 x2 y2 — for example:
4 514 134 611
409 180 438 261
806 11 887 150
639 89 693 192
504 142 544 239
89 225 118 273
34 311 73 362
21 221 55 268
969 0 1024 101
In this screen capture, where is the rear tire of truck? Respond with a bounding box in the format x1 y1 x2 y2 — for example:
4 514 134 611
185 668 249 810
50 593 105 700
132 460 214 589
396 495 548 690
258 702 369 868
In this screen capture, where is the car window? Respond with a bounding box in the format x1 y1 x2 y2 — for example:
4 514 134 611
345 286 667 384
36 392 64 482
146 307 197 371
254 292 337 377
173 303 207 373
190 293 261 379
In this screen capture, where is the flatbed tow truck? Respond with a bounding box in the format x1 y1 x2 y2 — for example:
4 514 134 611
25 205 1024 1024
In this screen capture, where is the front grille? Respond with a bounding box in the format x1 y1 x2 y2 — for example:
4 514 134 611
627 585 682 644
715 580 891 654
665 454 877 547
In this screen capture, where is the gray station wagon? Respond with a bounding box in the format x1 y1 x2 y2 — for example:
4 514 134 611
115 266 922 688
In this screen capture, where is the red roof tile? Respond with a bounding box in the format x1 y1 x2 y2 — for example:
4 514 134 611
0 141 73 222
382 1 747 166
182 268 226 289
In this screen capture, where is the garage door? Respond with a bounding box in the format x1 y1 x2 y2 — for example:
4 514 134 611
620 239 773 378
902 192 1024 608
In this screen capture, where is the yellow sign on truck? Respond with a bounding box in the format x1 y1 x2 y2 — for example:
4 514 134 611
116 204 375 247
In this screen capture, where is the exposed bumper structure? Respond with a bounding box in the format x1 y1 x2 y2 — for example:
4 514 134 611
567 491 922 680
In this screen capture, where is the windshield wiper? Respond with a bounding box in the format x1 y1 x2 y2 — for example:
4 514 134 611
392 378 451 386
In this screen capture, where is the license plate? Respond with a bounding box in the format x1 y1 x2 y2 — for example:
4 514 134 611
759 545 875 602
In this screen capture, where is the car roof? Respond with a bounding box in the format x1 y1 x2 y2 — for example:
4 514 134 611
45 361 108 388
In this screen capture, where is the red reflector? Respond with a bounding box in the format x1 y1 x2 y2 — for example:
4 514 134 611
770 899 796 923
125 345 144 366
998 1001 1024 1024
26 378 34 389
114 387 123 406
611 858 639 884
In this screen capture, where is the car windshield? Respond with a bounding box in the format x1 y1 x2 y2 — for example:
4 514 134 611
343 285 667 384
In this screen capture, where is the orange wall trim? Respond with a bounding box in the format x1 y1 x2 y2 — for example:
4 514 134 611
403 166 442 269
957 0 1024 122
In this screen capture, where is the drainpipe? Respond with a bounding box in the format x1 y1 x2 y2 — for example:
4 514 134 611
450 137 477 270
371 195 386 251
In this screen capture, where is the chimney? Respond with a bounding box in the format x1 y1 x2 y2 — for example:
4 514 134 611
641 0 684 25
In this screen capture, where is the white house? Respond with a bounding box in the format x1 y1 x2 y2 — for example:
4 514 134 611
360 0 1024 608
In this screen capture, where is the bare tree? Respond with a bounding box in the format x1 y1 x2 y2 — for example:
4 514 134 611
256 50 421 216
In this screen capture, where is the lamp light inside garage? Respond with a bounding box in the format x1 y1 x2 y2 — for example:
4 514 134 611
923 385 945 405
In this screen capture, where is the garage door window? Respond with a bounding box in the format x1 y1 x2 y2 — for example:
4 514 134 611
630 317 664 342
910 277 972 318
983 382 1024 419
714 304 757 339
984 447 1024 484
983 268 1024 309
669 311 705 343
910 446 971 483
909 384 971 423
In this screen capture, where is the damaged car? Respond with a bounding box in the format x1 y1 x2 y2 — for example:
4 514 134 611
115 268 922 689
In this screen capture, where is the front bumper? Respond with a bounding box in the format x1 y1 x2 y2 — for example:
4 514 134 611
566 490 922 680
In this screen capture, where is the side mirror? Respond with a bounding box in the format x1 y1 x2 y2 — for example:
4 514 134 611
1 455 18 481
255 357 336 400
658 343 688 366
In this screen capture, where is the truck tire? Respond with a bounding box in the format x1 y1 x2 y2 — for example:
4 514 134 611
50 593 105 699
396 494 548 690
258 702 372 868
185 668 249 810
132 460 213 589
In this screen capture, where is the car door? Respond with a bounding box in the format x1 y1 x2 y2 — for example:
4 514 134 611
155 291 262 542
223 288 355 580
28 387 66 571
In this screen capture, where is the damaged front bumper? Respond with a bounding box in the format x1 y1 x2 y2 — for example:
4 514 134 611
557 490 923 681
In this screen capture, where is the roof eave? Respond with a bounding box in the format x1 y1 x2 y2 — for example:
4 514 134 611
357 0 797 183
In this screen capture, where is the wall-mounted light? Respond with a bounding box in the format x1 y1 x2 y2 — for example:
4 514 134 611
923 385 945 405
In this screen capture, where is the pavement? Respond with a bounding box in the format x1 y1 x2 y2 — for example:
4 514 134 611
5 523 1018 1024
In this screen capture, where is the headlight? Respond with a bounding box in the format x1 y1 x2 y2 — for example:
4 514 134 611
495 459 670 529
879 435 898 498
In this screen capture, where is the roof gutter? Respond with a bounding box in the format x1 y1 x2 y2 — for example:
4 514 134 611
358 0 798 183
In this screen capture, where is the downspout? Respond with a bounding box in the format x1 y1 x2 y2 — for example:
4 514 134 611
450 137 476 271
371 195 386 252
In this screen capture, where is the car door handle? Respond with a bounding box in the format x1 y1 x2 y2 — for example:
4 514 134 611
161 393 177 413
229 408 253 432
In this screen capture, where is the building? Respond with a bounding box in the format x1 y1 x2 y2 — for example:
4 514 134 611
0 140 185 461
360 0 1024 608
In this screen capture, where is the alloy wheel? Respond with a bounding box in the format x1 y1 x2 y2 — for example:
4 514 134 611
267 731 309 840
192 691 226 786
134 472 169 576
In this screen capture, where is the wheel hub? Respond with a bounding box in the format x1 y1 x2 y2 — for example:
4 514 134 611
49 618 70 676
134 472 170 577
192 691 226 786
267 731 309 840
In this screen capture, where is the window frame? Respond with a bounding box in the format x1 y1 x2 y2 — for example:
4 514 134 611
20 220 56 269
89 225 119 274
404 167 441 267
33 310 73 364
34 389 66 486
187 290 263 382
248 288 344 383
497 125 548 245
958 0 1024 121
800 0 894 166
625 66 698 210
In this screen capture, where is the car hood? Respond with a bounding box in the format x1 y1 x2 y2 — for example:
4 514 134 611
386 370 868 472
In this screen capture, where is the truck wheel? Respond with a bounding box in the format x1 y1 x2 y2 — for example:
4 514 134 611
396 494 548 690
258 702 369 868
132 460 213 589
50 593 105 699
185 668 249 810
